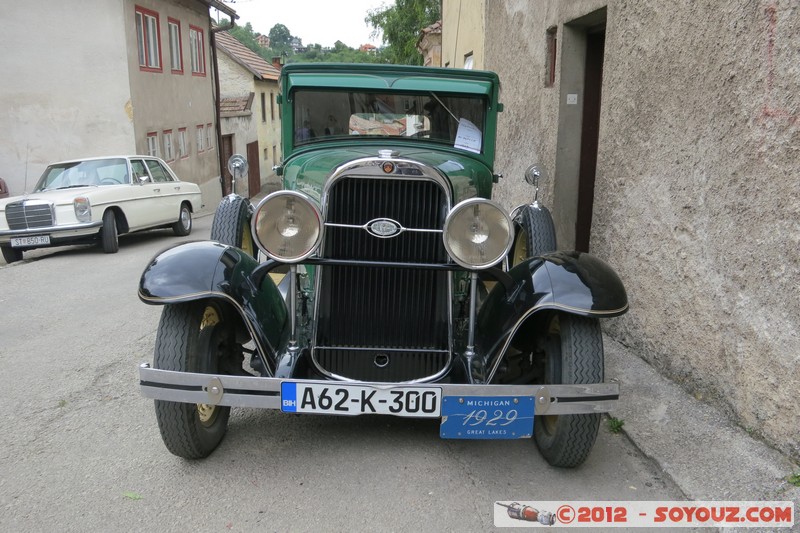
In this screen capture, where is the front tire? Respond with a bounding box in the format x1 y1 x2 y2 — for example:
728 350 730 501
534 313 603 468
100 210 119 253
153 301 236 459
210 194 256 258
172 203 192 236
1 246 23 264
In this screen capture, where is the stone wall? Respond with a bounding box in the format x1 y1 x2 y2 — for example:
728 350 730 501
485 0 799 460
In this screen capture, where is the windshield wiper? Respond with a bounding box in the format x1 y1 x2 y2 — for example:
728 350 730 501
53 184 97 190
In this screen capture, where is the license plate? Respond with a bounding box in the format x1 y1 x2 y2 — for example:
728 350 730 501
281 382 441 418
11 235 50 247
440 396 535 439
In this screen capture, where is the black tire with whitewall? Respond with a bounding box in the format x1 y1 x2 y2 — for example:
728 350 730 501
100 210 119 254
210 194 257 258
534 312 604 468
172 203 192 236
153 301 234 459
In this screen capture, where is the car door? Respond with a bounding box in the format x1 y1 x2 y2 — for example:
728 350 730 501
123 158 164 230
144 159 182 225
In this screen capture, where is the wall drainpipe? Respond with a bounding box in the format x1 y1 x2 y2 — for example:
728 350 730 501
205 4 237 199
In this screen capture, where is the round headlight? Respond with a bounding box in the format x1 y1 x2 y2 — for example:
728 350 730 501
252 191 322 262
443 198 513 269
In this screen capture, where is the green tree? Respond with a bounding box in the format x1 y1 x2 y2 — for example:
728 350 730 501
268 23 293 48
366 0 440 65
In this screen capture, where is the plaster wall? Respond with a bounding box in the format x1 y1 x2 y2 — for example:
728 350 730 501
217 52 254 95
442 0 486 69
254 81 282 190
217 53 281 195
0 2 134 195
485 0 799 459
124 0 220 198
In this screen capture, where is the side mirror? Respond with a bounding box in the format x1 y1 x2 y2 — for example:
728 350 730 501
227 154 248 179
524 164 546 205
227 154 248 196
524 164 543 187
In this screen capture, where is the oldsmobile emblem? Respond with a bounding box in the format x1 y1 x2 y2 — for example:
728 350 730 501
366 218 402 238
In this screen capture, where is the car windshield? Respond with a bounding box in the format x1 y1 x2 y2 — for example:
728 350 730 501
292 90 487 154
34 158 129 191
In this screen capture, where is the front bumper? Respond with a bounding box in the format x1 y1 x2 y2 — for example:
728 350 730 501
139 363 618 416
0 221 102 245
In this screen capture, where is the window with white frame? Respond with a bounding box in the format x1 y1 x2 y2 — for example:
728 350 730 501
135 6 161 71
168 18 183 73
178 128 188 158
162 130 174 161
189 26 206 75
196 125 205 152
147 132 159 157
206 123 213 150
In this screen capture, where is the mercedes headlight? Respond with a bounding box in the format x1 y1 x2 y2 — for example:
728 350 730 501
73 196 91 223
443 198 513 269
252 191 322 262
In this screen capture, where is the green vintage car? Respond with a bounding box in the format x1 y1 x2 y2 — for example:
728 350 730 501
138 63 627 467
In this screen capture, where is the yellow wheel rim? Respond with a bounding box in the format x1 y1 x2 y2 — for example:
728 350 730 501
512 227 529 267
197 305 221 424
242 221 255 257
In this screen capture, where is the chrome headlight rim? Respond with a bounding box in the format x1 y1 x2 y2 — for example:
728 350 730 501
251 190 323 263
443 198 513 270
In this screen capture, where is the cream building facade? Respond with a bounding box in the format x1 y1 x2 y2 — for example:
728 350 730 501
215 31 282 198
441 0 485 69
0 0 236 209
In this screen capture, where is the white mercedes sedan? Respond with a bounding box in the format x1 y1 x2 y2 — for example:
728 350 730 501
0 156 202 263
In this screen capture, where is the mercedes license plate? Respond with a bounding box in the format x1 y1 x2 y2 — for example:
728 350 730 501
440 396 535 439
281 382 441 418
11 235 50 247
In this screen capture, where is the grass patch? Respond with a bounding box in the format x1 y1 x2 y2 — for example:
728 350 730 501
608 417 625 434
788 473 800 487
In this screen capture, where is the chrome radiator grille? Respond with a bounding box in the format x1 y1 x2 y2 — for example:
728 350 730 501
5 201 55 230
313 175 451 382
322 177 447 263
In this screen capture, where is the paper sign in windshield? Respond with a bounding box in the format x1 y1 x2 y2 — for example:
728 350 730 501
454 118 482 153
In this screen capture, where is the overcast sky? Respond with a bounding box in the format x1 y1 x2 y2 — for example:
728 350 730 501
217 0 393 49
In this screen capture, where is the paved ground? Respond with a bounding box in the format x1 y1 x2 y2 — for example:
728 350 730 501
606 338 800 531
1 197 798 532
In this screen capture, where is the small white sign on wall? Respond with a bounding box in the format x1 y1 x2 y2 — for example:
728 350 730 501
567 93 578 105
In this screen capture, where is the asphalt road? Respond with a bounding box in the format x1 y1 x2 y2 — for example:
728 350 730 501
0 214 693 532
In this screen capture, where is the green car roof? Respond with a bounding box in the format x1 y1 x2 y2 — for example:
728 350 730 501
282 62 499 96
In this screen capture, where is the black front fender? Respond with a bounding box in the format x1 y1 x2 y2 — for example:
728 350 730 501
139 241 288 371
476 251 628 375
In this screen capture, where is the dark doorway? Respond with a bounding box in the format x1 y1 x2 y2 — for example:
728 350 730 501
221 134 234 195
246 141 260 197
575 28 605 252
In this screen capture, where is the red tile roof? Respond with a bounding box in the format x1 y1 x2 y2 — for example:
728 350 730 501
215 31 281 81
220 93 254 115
